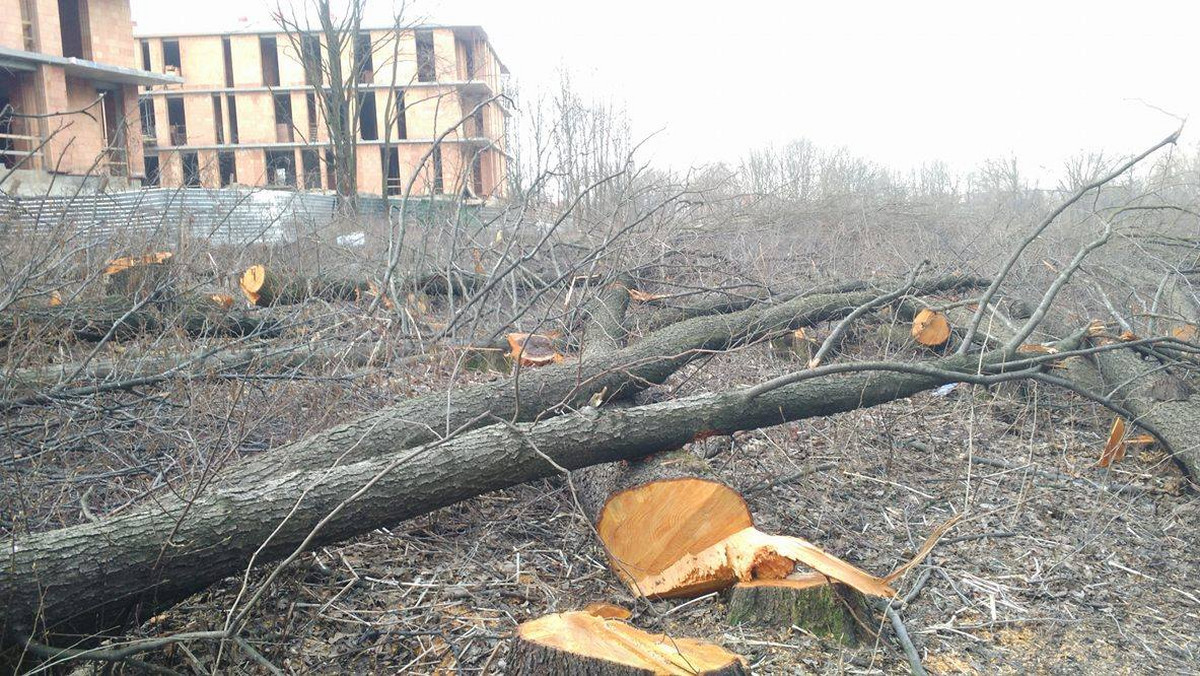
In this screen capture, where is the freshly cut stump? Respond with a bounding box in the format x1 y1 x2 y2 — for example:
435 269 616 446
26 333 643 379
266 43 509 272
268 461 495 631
506 332 564 366
596 478 894 599
911 308 951 348
508 611 748 675
104 252 174 301
239 264 283 306
726 577 865 645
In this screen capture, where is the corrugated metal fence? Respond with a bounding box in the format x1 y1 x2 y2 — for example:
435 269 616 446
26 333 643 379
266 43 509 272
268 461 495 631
0 188 520 247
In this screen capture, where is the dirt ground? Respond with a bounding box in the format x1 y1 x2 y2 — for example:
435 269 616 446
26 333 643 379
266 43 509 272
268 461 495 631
36 329 1186 675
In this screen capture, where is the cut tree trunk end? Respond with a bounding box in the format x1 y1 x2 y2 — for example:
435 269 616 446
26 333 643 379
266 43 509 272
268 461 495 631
726 578 866 645
238 264 372 307
911 308 951 348
507 611 748 676
594 477 894 599
104 252 174 302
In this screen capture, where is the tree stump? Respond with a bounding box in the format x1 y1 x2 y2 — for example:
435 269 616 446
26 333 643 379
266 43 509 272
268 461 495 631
726 578 865 645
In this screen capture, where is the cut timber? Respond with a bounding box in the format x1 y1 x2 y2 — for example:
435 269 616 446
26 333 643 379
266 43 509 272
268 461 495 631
1099 417 1127 468
583 602 633 621
769 327 819 362
238 265 371 307
508 611 747 676
911 308 951 347
595 478 894 599
726 578 864 645
506 332 564 366
104 252 173 301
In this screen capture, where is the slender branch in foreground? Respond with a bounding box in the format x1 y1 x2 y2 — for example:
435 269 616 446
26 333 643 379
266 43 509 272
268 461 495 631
810 261 927 368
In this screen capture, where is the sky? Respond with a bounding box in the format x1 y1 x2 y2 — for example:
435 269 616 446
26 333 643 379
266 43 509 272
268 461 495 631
130 0 1199 185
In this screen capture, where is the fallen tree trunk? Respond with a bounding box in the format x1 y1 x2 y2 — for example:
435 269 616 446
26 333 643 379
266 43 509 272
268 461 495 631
212 274 988 489
2 347 1012 648
1088 346 1200 479
0 298 280 345
0 338 392 406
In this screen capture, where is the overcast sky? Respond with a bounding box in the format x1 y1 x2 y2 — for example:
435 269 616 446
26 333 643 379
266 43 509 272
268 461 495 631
130 0 1198 184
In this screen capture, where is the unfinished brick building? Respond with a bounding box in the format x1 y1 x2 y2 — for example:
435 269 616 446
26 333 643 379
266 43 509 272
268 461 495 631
0 0 178 194
134 21 508 200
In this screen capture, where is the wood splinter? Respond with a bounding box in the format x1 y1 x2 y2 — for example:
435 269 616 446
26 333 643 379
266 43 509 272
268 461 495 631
508 611 748 675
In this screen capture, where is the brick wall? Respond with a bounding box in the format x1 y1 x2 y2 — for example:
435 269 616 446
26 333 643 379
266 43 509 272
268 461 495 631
84 0 135 67
177 36 225 88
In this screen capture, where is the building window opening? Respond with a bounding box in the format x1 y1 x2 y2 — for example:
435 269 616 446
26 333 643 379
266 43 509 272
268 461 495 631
472 150 485 197
57 0 90 60
305 92 318 140
416 30 435 82
162 39 181 75
273 93 293 142
260 36 280 87
431 145 443 194
226 95 239 144
140 40 151 71
139 97 156 143
211 95 224 144
166 96 186 145
301 34 321 86
354 33 373 83
324 149 335 189
143 154 160 187
222 37 234 87
301 148 320 190
383 146 400 195
265 149 296 187
395 89 407 140
357 92 377 141
218 150 236 187
182 151 201 187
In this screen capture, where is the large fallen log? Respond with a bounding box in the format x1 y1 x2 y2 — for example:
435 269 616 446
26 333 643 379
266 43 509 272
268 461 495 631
212 274 988 489
1 346 1016 648
0 298 280 345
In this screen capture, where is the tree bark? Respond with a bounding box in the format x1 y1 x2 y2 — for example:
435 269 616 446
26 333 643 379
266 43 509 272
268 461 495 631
0 299 280 345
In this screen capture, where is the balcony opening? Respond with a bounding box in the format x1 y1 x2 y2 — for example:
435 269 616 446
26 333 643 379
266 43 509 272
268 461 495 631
395 89 407 140
305 92 318 140
431 145 443 194
222 37 234 87
211 95 224 144
166 97 186 145
57 0 91 60
462 97 485 137
382 146 401 195
324 149 335 189
301 34 322 86
20 0 38 51
265 149 296 187
273 93 293 142
140 40 151 71
416 30 436 82
354 33 373 83
138 97 157 144
260 36 280 87
226 95 239 144
218 150 236 187
301 148 320 189
357 92 377 141
143 155 160 187
182 151 201 187
162 39 181 76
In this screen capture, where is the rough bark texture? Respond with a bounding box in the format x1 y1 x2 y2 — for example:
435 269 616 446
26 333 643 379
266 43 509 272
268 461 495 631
726 582 865 645
242 267 371 307
1 350 990 647
1090 347 1200 478
0 300 280 344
